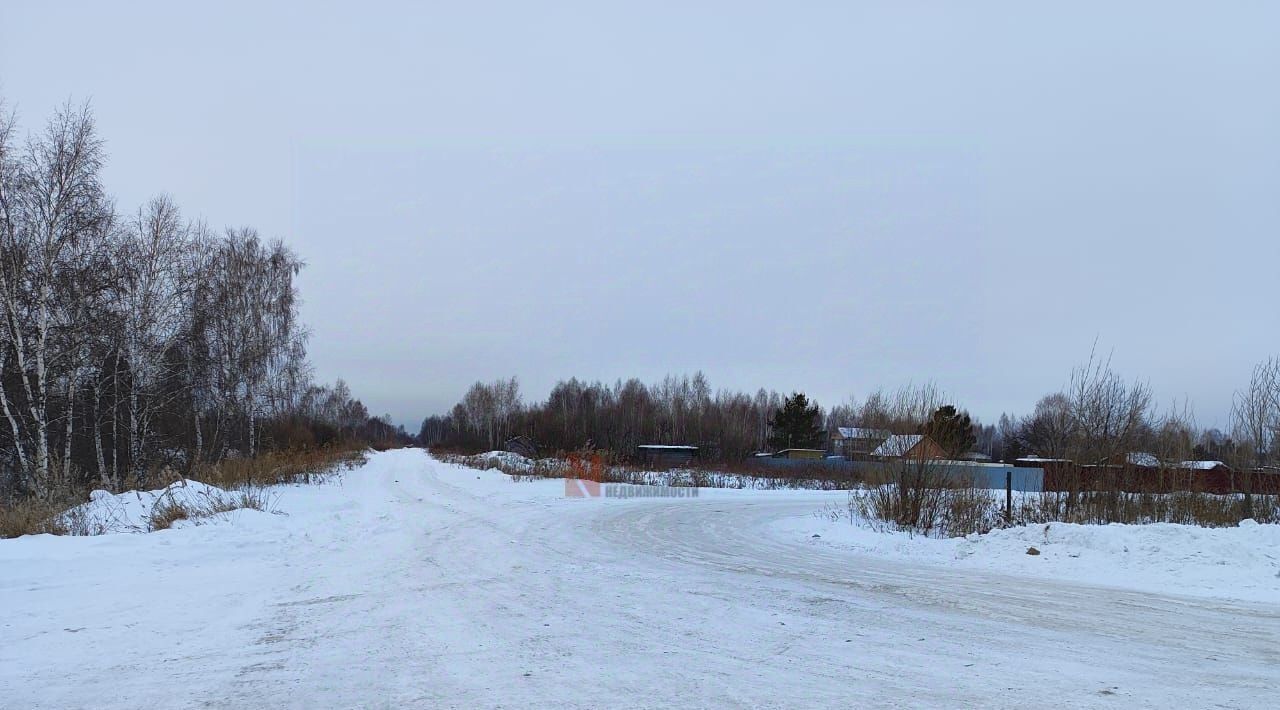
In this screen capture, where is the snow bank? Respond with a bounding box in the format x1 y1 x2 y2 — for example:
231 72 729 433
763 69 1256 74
776 514 1280 602
61 479 268 534
474 450 535 471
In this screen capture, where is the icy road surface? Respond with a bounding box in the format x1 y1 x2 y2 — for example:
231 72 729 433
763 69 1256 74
3 449 1278 708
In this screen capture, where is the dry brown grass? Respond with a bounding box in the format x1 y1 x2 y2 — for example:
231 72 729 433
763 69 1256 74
147 496 192 531
146 487 276 531
142 447 365 532
187 446 367 490
1018 489 1280 527
0 497 71 538
0 493 115 537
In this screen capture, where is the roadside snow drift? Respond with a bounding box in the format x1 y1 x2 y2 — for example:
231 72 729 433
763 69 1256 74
473 449 535 471
776 514 1280 603
60 479 270 534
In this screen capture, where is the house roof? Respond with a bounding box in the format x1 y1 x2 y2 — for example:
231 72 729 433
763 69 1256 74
1126 452 1160 468
1178 460 1227 470
836 427 891 439
872 434 924 457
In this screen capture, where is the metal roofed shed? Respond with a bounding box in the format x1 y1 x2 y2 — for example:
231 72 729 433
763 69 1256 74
636 445 699 467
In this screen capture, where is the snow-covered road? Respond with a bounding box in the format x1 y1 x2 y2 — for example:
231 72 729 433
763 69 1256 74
3 449 1278 708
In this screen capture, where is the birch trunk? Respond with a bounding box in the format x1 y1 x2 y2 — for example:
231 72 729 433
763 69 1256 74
62 370 76 486
93 384 108 486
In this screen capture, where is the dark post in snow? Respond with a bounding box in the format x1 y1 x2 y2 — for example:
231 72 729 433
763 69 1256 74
1005 471 1013 524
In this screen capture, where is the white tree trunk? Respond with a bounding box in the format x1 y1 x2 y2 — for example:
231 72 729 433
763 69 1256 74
193 410 203 467
31 296 51 490
93 385 108 487
62 370 76 486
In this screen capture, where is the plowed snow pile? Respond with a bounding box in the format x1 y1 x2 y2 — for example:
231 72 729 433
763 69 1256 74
61 480 268 534
474 450 534 471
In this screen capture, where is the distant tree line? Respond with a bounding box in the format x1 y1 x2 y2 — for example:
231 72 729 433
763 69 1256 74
421 374 968 462
0 99 400 499
422 373 784 461
999 351 1280 471
424 351 1280 471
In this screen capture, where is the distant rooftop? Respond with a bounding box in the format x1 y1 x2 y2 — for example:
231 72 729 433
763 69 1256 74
1178 460 1227 470
836 427 891 439
872 434 923 457
1126 452 1160 468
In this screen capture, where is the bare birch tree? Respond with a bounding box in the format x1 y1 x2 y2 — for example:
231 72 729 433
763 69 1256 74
0 101 110 494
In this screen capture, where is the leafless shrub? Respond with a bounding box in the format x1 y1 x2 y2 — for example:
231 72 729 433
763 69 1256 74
857 382 947 434
1019 488 1280 527
942 486 1004 536
848 474 1280 537
849 458 1003 537
57 502 106 536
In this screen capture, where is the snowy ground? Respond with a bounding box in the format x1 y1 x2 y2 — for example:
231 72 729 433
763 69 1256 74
2 449 1278 708
778 511 1280 604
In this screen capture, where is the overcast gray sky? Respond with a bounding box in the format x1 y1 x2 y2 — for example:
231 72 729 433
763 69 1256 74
2 1 1277 428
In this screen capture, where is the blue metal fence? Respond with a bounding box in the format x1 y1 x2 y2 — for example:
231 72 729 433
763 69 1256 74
749 457 1045 493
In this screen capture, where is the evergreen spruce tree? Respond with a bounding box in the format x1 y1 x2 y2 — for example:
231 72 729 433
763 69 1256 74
921 405 976 457
767 393 823 450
